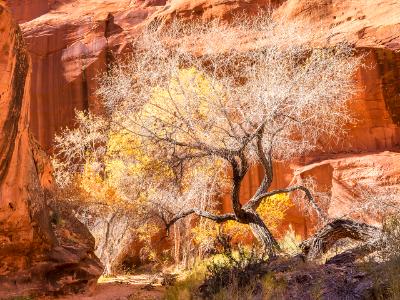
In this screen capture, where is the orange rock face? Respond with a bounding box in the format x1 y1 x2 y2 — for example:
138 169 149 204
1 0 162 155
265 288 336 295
16 0 286 151
0 2 102 297
6 0 54 22
294 151 400 223
273 0 400 236
8 0 400 239
20 0 162 151
150 0 283 22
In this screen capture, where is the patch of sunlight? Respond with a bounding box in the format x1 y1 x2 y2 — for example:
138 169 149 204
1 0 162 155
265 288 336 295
97 274 162 286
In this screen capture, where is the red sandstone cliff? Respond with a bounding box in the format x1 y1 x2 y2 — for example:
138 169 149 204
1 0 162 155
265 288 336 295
6 0 56 22
0 2 102 297
6 0 400 237
273 0 400 235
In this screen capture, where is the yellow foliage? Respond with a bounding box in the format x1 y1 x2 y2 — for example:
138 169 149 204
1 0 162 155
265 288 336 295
77 68 225 208
106 129 174 187
136 222 162 262
78 159 119 206
146 67 219 122
191 219 220 247
70 68 293 261
140 68 227 148
257 193 293 231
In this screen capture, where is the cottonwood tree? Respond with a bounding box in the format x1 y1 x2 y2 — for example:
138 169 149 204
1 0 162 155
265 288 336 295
55 16 363 256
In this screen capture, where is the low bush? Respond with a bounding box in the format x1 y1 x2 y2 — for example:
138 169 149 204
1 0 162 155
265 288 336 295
165 234 272 299
367 215 400 299
198 235 268 299
164 260 208 300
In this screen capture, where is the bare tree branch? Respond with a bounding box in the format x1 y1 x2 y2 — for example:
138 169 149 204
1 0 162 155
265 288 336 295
244 185 328 221
53 16 360 255
164 209 236 233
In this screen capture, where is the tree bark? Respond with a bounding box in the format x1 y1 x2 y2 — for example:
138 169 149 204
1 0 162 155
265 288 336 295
248 212 280 256
300 219 382 260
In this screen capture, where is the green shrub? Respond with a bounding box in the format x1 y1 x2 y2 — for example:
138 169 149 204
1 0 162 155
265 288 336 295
164 260 208 300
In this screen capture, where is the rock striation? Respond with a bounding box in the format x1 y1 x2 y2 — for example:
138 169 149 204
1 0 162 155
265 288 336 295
20 0 163 151
0 2 102 297
6 0 55 23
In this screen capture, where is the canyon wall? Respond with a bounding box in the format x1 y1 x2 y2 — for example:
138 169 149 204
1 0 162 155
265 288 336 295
4 0 400 270
7 0 55 22
274 0 400 235
0 2 102 297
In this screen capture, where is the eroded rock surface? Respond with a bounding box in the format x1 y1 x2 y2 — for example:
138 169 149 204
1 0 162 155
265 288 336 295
0 2 102 297
6 0 55 22
20 0 163 151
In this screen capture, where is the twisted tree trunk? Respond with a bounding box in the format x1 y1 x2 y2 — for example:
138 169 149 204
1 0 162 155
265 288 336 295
247 211 280 256
300 219 382 261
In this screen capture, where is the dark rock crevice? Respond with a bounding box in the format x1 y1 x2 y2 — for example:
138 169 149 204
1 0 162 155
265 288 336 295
375 49 400 125
0 25 28 183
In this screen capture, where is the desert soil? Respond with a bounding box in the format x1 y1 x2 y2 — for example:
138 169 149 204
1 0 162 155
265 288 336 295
39 275 165 300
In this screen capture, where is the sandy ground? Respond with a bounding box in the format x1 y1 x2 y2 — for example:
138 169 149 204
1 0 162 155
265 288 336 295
39 275 165 300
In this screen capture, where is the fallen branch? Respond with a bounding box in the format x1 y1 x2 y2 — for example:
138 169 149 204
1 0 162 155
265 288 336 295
300 219 382 261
